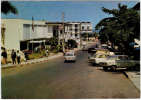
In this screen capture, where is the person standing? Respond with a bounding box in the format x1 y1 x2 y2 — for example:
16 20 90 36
24 51 28 61
11 49 16 64
17 50 21 64
46 49 49 57
1 48 7 64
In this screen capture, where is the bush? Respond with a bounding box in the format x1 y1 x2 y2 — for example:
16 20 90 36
67 39 77 48
28 50 46 59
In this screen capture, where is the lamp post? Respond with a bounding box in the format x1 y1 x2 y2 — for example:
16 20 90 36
62 12 65 53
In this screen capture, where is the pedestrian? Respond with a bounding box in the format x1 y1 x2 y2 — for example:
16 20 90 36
24 51 28 61
17 50 21 64
1 48 7 64
46 49 49 57
11 49 16 64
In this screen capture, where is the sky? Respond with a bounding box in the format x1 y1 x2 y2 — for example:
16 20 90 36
1 1 138 29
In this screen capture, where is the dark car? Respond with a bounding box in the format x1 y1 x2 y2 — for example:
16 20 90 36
88 48 96 53
22 50 32 54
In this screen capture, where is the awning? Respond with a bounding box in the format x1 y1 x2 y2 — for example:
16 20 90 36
29 40 46 43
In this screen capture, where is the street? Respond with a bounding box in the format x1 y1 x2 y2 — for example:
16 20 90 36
2 50 140 99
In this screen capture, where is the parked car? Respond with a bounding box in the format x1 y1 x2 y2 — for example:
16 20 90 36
88 47 96 53
22 50 32 54
101 44 108 49
101 55 140 71
88 53 109 65
88 47 115 64
64 51 76 62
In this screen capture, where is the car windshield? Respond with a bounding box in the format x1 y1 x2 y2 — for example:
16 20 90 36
65 53 74 56
97 55 107 58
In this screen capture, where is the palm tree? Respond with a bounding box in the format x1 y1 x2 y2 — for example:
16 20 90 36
1 1 18 47
1 1 18 15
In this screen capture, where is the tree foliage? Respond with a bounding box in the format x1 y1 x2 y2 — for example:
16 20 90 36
67 39 77 48
95 3 140 54
1 1 18 15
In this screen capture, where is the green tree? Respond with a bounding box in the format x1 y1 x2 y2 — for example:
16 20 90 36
1 1 18 15
95 3 140 54
67 39 77 48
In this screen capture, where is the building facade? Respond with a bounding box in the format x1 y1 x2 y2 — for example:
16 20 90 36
1 19 53 50
2 19 93 51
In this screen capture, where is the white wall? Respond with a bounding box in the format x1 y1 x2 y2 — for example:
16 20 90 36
2 19 23 50
2 19 53 50
81 23 92 33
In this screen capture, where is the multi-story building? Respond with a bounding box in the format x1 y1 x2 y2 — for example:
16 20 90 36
48 22 92 47
2 18 93 50
80 22 92 34
1 19 53 50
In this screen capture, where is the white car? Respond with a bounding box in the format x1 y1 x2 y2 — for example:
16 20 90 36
64 52 76 62
88 53 109 65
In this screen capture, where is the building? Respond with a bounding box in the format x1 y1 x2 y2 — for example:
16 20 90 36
46 21 92 48
80 22 92 34
1 19 53 50
1 19 93 51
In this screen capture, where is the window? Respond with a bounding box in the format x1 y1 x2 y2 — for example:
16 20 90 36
75 24 78 27
60 30 62 34
75 29 78 32
87 26 89 30
82 26 84 30
23 24 30 40
48 26 52 33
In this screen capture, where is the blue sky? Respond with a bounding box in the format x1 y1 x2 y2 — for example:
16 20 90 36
2 1 138 29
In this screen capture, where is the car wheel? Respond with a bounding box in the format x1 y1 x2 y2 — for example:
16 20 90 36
111 66 116 71
93 63 96 66
103 67 108 71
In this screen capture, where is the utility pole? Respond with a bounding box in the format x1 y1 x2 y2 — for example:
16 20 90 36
62 12 65 53
79 23 82 49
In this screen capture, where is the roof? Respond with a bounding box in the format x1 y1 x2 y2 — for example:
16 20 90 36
46 21 92 25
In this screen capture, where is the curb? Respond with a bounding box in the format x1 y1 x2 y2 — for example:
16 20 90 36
2 53 63 69
123 71 129 78
123 71 140 92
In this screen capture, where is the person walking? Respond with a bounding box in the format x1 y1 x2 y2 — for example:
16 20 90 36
1 48 7 64
11 49 16 64
17 50 21 64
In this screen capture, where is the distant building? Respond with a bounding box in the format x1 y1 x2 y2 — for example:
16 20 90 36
46 21 92 48
80 22 92 34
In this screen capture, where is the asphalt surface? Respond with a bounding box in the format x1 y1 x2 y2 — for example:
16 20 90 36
1 50 140 99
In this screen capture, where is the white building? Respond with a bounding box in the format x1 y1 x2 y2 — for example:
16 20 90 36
46 21 92 47
80 22 93 34
1 19 93 50
1 19 53 50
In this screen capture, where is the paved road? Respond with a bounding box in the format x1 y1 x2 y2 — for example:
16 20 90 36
1 50 140 99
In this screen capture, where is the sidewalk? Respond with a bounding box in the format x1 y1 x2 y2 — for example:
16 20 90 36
125 71 140 92
1 53 63 69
